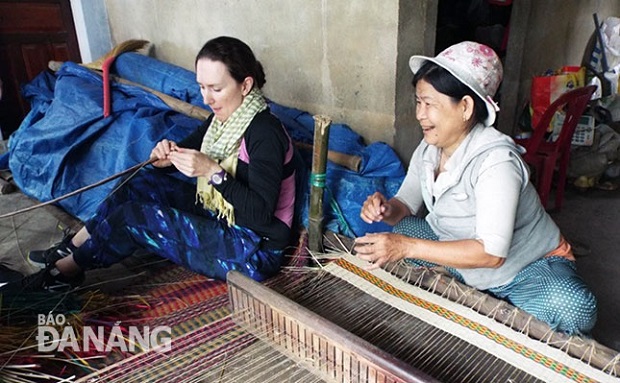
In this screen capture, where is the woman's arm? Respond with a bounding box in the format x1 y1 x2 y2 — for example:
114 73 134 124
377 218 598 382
355 233 504 270
360 193 412 226
356 150 524 271
474 151 524 258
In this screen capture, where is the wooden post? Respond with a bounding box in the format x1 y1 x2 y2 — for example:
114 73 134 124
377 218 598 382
308 115 331 252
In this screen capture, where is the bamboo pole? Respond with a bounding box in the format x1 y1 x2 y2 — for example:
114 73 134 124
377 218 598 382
48 61 363 172
308 115 332 252
295 142 361 172
48 60 212 122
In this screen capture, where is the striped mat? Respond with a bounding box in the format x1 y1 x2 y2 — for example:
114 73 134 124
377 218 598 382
0 263 246 382
76 266 253 382
1 230 310 382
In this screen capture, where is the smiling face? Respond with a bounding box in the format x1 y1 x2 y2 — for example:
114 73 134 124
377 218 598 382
415 79 473 155
196 58 253 123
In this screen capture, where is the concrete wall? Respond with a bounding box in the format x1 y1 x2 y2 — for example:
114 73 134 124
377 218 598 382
103 0 429 161
96 0 620 160
70 0 113 63
394 0 437 162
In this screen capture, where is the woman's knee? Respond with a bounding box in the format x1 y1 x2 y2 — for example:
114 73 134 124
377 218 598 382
393 216 438 240
529 280 597 335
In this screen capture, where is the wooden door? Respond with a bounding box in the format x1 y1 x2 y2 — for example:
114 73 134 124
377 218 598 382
0 0 81 137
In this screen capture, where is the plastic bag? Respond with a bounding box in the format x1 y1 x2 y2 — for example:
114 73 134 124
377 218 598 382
591 17 620 74
530 66 585 131
589 16 620 96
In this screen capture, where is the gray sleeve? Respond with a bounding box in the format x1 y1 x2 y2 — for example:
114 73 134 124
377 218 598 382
395 144 425 215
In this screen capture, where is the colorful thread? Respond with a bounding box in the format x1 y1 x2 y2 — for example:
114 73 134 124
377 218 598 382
335 258 597 383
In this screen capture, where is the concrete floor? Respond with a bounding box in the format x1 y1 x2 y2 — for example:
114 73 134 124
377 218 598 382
0 189 156 294
1 179 619 352
549 183 620 352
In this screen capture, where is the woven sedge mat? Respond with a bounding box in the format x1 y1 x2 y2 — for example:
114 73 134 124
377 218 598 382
72 235 311 382
73 266 250 382
0 235 309 383
0 264 241 382
320 232 620 378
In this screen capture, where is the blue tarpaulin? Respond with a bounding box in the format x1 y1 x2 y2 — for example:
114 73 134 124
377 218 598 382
4 53 405 237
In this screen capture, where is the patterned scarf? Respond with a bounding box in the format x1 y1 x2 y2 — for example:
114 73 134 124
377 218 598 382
196 88 267 226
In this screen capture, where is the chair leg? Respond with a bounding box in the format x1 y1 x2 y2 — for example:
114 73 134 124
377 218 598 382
555 152 572 211
538 156 557 210
537 174 551 210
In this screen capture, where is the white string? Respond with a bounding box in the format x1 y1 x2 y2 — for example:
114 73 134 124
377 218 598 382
325 254 618 382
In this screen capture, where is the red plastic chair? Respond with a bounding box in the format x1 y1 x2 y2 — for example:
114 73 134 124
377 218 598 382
515 85 597 211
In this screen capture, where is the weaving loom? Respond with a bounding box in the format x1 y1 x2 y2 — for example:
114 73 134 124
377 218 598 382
224 253 619 383
3 229 616 382
11 244 615 382
5 41 618 382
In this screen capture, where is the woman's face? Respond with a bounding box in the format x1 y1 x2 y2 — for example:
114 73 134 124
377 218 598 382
196 58 252 123
415 79 471 154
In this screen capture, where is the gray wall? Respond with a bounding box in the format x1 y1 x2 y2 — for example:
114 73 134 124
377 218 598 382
103 0 426 161
70 0 112 63
93 0 620 161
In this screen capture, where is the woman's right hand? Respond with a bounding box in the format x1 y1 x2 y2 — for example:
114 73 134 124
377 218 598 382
150 139 178 168
360 192 391 224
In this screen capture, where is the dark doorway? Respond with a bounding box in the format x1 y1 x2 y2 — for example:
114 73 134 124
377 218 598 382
0 0 81 138
435 0 513 60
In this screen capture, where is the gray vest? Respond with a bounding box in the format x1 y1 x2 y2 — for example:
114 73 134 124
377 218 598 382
418 131 561 289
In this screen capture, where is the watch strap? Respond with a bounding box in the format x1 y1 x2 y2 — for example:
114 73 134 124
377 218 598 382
208 169 227 186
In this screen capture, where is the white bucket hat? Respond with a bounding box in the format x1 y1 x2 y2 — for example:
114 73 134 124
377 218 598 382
409 41 503 126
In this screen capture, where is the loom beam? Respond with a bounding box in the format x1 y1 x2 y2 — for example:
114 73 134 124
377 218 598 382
227 270 438 383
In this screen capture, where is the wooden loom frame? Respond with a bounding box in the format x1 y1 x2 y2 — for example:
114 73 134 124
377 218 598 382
228 251 620 383
227 270 439 383
322 231 620 378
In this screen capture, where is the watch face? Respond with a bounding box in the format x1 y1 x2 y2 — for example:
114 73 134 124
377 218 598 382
210 170 225 185
212 173 223 185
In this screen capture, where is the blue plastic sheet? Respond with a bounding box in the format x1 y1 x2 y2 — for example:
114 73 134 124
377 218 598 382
8 53 405 237
9 62 201 221
113 53 204 109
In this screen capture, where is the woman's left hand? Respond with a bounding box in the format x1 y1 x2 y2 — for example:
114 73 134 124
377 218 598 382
168 147 219 178
354 233 410 270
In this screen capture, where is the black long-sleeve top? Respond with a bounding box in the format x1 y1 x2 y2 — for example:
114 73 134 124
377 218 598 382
178 109 296 250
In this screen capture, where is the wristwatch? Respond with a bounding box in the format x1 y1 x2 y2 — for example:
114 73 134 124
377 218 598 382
209 169 227 186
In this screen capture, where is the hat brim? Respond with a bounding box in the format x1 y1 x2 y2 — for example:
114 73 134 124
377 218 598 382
409 55 497 126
